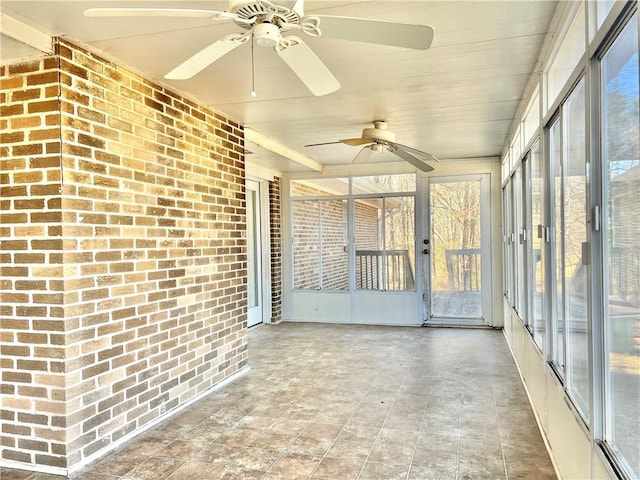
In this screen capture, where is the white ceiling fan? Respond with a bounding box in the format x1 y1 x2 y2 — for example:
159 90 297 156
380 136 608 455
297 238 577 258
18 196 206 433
305 120 439 172
84 0 434 96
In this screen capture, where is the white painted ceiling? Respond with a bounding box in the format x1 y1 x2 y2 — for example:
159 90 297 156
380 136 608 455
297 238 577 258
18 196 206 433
1 0 559 174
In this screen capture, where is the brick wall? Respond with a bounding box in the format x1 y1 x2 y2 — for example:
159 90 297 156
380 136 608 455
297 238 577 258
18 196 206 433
269 178 282 323
1 38 247 473
0 52 66 470
289 181 379 290
320 199 348 290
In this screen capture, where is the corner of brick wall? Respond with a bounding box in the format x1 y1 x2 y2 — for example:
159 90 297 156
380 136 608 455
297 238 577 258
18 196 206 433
1 37 248 472
269 177 282 323
1 53 67 469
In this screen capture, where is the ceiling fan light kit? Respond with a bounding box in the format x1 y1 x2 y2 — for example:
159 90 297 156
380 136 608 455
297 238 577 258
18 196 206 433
84 0 434 96
253 22 281 47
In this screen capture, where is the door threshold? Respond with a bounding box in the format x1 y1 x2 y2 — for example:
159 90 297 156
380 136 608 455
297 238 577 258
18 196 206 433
423 322 496 329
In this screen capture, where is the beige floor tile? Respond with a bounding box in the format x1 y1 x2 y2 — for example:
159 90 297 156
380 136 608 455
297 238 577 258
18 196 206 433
4 325 556 480
267 452 321 477
227 446 281 471
121 456 181 480
311 456 365 479
407 465 457 480
214 465 265 480
156 440 209 461
287 435 335 456
165 461 223 480
250 431 296 451
359 460 410 480
367 440 415 466
191 443 243 466
326 437 374 460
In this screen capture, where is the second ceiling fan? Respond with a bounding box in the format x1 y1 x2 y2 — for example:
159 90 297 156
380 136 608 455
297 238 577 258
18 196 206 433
305 121 439 172
85 0 435 96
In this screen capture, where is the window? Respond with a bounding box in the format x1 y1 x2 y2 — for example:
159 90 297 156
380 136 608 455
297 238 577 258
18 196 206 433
511 128 522 165
549 77 591 420
562 78 590 419
501 4 638 478
549 116 564 373
353 174 416 292
292 198 348 291
513 165 526 318
528 139 546 349
600 12 639 478
291 178 349 196
355 196 416 291
546 3 586 111
502 155 510 183
523 90 540 147
502 182 513 301
352 174 416 194
291 174 416 293
596 0 616 30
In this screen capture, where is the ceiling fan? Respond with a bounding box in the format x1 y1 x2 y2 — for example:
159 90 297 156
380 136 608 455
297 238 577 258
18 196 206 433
84 0 434 96
305 121 439 172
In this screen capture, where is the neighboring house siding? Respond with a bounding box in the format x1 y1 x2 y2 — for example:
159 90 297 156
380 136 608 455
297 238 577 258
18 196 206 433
0 38 247 473
354 201 379 249
292 199 321 289
320 199 348 290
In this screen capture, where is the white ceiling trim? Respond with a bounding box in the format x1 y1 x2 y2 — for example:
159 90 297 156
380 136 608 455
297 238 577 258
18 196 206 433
245 127 322 172
1 12 52 55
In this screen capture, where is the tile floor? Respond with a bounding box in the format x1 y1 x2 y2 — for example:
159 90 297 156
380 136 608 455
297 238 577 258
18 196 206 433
1 323 557 480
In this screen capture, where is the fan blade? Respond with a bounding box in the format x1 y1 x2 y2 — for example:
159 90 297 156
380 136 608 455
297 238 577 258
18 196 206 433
84 8 237 20
353 146 374 163
340 138 373 146
312 16 434 50
305 137 371 147
292 0 305 16
276 36 340 96
389 146 434 172
304 141 341 147
391 142 440 163
164 34 248 80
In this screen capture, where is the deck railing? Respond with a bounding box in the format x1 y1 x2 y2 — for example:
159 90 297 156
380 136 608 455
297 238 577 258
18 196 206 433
445 248 481 291
356 249 415 290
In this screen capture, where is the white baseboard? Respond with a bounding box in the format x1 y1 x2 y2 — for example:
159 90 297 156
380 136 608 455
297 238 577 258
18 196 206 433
0 366 250 477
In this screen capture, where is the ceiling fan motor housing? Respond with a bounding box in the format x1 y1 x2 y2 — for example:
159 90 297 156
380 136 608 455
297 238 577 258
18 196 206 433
362 121 396 143
229 1 302 27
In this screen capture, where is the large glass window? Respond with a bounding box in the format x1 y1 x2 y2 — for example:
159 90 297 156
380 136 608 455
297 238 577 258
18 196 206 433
355 196 416 291
292 199 348 290
550 117 565 374
600 12 639 478
529 139 546 349
596 0 616 30
549 78 591 419
546 3 586 111
291 178 349 196
291 174 416 293
513 166 526 318
523 91 540 147
503 182 513 301
563 78 590 419
292 199 321 290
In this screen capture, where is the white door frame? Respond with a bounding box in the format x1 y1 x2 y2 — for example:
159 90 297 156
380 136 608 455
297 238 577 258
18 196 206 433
246 178 271 327
421 173 494 326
